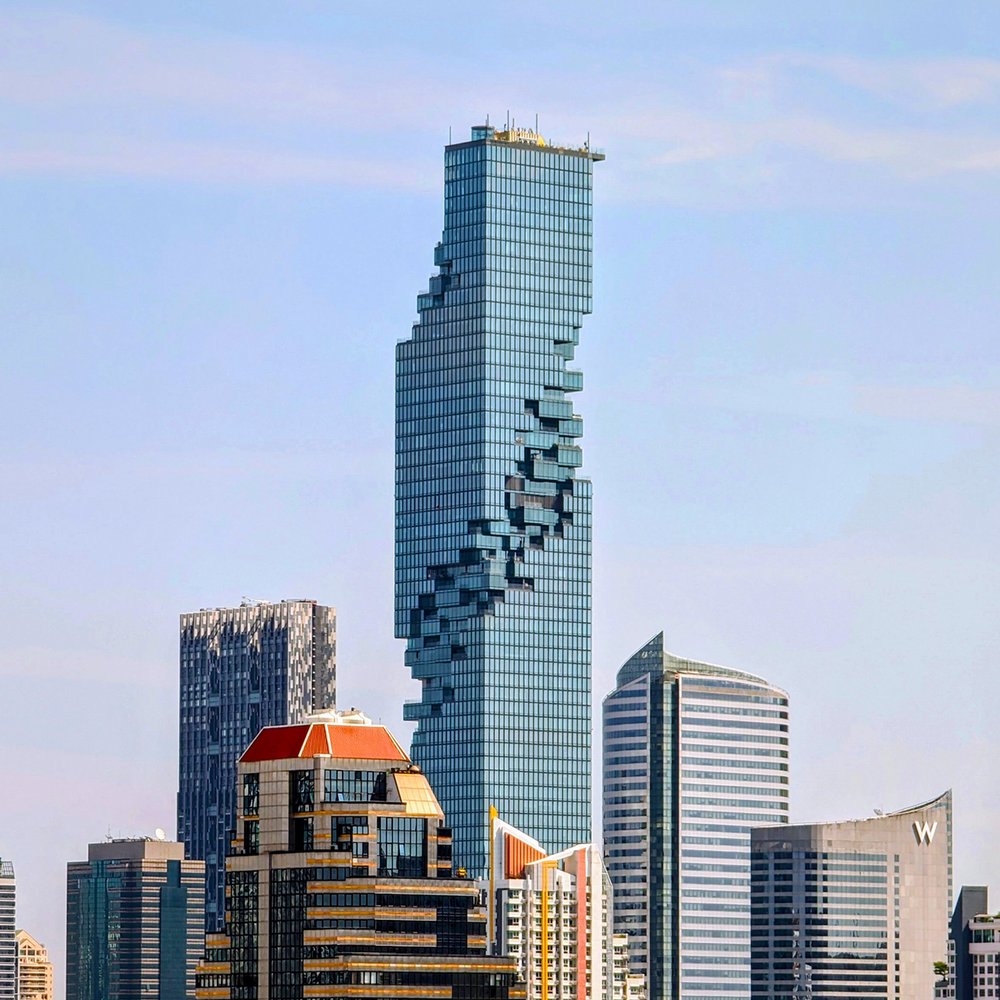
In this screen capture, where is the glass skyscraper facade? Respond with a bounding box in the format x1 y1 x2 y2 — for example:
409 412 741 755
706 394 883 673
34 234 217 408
603 632 790 1000
177 599 336 931
65 839 205 1000
396 124 602 877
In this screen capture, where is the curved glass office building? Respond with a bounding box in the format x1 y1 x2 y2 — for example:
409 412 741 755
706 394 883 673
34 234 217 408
396 124 603 877
603 632 790 1000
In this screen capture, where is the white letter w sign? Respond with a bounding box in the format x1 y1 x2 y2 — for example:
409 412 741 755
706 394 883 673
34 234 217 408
913 820 938 845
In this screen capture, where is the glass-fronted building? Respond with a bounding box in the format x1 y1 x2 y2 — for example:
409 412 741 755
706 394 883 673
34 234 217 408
178 599 336 932
396 124 603 877
65 839 205 1000
602 632 790 1000
195 711 524 1000
751 791 952 999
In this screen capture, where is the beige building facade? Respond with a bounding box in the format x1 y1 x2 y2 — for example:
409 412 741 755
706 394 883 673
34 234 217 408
751 790 952 999
14 931 52 1000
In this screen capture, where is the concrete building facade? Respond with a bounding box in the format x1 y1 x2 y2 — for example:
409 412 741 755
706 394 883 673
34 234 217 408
178 598 336 931
938 885 999 1000
751 791 952 999
485 814 636 1000
195 710 524 1000
65 839 206 1000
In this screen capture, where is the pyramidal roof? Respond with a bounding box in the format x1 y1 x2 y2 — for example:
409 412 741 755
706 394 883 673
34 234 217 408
241 709 409 764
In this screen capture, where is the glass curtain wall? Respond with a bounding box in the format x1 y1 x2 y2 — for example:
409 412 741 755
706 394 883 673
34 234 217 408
396 125 603 876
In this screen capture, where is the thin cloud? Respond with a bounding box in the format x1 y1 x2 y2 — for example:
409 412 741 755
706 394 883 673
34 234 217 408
765 53 1000 110
855 383 1000 427
4 9 1000 195
0 10 425 127
0 135 436 189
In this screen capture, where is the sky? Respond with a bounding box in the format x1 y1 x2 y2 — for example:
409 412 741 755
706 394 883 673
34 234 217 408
3 0 1000 990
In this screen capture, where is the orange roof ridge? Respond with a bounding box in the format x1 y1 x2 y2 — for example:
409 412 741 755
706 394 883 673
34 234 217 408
241 722 410 764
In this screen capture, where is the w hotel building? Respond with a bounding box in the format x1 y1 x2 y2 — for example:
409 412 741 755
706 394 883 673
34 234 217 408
396 123 603 877
603 632 790 1000
751 791 952 999
195 710 522 1000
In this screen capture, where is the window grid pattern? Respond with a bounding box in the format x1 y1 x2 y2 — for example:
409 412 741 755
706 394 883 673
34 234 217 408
602 632 790 1000
378 818 428 878
177 601 336 932
395 127 602 876
0 863 12 1000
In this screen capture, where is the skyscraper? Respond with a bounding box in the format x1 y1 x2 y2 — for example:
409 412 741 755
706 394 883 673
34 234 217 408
751 791 952 999
65 839 206 1000
178 598 336 931
194 710 524 1000
15 930 54 1000
602 632 790 999
0 861 14 1000
396 123 602 876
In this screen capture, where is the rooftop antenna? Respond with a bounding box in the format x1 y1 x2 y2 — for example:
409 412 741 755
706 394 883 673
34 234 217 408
448 125 452 143
535 112 539 134
486 112 490 126
506 109 510 129
586 130 591 150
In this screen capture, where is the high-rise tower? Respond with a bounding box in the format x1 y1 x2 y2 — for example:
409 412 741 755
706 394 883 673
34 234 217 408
177 598 336 931
603 632 790 1000
0 861 13 1000
66 839 205 1000
396 123 603 876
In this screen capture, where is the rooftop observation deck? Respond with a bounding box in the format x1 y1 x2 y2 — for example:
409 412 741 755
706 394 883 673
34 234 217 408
450 123 605 161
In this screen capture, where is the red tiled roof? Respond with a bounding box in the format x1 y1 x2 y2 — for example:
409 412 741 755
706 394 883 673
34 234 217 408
241 723 409 764
241 725 311 763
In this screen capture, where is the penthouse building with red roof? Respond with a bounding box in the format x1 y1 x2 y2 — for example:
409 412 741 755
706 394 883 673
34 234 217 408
195 710 523 1000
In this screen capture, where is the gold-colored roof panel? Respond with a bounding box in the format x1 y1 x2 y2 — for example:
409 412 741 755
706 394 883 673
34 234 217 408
393 772 445 820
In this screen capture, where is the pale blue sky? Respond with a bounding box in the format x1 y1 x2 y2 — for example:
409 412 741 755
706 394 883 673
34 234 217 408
3 2 1000 989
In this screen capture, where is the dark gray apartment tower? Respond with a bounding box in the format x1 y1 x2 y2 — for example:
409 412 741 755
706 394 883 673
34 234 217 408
949 885 990 1000
66 839 205 1000
177 599 336 931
